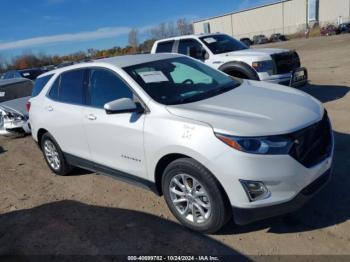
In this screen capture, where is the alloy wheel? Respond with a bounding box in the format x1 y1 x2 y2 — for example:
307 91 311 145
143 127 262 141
169 174 211 224
44 140 61 171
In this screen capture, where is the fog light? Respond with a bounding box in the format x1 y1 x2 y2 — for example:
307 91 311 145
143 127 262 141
240 180 270 202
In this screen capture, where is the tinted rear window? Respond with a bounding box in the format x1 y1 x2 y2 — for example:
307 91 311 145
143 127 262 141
59 69 85 105
155 41 174 53
32 74 53 97
48 77 59 100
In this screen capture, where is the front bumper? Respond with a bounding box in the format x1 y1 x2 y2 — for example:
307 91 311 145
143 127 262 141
258 67 308 87
232 168 332 225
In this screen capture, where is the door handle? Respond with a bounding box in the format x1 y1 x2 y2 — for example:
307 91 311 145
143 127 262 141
87 114 97 121
47 106 53 112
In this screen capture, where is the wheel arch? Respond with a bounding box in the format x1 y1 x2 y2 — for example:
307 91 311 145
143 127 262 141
219 61 259 80
37 128 49 149
154 153 189 195
153 153 232 208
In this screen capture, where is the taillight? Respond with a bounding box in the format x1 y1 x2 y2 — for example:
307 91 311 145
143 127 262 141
26 101 31 112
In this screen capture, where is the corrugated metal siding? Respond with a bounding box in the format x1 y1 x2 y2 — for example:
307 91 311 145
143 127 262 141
319 0 350 24
231 3 284 38
193 0 350 38
283 0 308 34
193 15 233 35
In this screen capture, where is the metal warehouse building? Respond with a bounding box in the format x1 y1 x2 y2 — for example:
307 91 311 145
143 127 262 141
193 0 350 39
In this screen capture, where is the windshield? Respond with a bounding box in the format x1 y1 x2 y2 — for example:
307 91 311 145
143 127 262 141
123 57 241 105
199 34 248 54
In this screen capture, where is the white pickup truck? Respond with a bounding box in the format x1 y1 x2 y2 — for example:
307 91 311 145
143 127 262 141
151 33 308 87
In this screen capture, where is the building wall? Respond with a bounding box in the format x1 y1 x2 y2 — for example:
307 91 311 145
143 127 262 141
193 0 350 37
230 2 284 38
193 15 233 36
319 0 350 25
193 0 308 38
283 0 308 34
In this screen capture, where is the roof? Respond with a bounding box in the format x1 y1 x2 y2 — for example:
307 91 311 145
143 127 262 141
39 53 183 78
153 33 223 43
0 78 31 87
98 53 182 67
193 0 291 23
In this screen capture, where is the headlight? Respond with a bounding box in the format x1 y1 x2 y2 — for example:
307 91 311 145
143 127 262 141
252 60 274 75
215 133 293 155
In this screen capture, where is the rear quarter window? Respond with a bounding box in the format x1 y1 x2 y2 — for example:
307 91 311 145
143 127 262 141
32 74 54 97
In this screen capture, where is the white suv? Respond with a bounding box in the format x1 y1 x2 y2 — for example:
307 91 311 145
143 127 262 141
29 53 333 233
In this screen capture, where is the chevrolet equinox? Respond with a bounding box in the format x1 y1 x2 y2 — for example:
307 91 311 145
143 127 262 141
29 54 333 233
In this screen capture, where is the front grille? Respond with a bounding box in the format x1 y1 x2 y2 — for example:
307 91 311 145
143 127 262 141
289 111 332 168
272 51 301 74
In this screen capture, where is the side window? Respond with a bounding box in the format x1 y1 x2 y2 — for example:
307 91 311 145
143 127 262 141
88 69 133 108
59 69 85 105
178 39 203 55
32 74 53 97
155 41 174 53
48 77 59 100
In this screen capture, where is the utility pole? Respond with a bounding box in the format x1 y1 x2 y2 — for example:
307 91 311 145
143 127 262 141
282 0 285 34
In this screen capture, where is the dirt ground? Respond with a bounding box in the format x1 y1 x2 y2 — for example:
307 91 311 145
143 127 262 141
0 34 350 259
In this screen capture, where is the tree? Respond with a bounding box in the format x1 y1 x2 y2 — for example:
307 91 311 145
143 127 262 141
128 28 139 54
0 54 6 73
139 39 157 53
177 18 194 35
149 22 175 39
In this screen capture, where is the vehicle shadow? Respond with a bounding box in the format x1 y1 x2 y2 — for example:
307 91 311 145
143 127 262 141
219 130 350 235
0 200 247 259
0 146 6 154
300 83 350 103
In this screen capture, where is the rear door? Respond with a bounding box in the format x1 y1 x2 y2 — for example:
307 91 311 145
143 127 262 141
44 69 90 160
82 67 146 178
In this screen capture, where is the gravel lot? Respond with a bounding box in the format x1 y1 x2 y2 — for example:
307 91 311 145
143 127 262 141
0 34 349 259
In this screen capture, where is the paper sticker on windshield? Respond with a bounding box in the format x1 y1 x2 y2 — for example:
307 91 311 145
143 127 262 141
0 92 5 97
138 71 169 83
22 72 30 77
203 37 217 44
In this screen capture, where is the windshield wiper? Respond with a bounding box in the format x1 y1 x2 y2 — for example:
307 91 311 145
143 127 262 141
205 84 238 97
173 84 238 105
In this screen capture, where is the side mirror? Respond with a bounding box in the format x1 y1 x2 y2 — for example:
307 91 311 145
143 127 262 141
188 46 208 60
104 98 144 114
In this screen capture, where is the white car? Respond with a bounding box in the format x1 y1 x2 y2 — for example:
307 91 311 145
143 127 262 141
151 33 308 87
0 78 32 136
29 53 333 233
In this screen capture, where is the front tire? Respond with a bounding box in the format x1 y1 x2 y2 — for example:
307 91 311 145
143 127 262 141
162 158 231 234
41 133 72 176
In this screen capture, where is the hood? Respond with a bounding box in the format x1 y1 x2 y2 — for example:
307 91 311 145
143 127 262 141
166 80 323 136
218 48 289 58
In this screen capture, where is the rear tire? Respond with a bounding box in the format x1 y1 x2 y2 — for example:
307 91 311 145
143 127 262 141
41 133 72 176
162 158 231 234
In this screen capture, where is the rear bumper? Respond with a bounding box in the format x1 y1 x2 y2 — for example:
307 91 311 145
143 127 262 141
232 168 332 225
0 119 31 137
